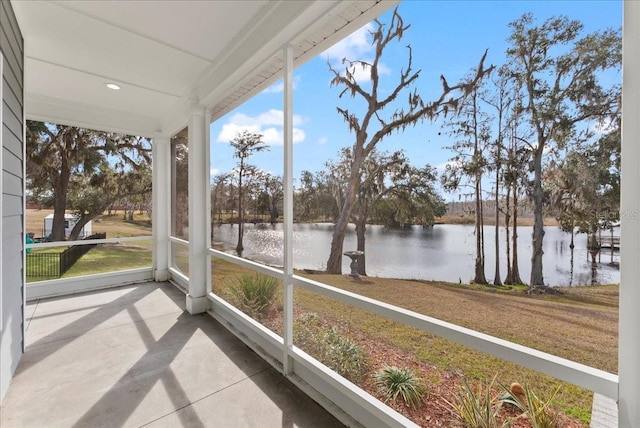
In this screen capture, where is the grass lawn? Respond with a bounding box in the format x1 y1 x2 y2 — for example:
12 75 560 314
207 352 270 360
210 258 617 426
63 242 152 277
26 209 152 281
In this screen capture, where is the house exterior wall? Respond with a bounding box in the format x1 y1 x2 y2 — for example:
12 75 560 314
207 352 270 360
0 0 24 403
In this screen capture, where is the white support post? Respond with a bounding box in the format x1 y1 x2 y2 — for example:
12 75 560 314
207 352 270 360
282 44 294 375
152 136 170 282
186 105 209 314
619 2 640 426
205 109 212 298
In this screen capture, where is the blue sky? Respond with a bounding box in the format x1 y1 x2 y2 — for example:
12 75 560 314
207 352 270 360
209 0 622 198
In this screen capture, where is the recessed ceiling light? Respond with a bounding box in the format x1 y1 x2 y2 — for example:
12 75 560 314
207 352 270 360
106 83 121 90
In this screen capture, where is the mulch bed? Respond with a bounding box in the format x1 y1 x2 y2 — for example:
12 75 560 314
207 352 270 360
259 308 587 428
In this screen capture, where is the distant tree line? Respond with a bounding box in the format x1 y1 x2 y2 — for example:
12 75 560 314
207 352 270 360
440 13 621 289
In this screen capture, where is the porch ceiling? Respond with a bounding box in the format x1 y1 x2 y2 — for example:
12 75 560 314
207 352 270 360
12 0 397 138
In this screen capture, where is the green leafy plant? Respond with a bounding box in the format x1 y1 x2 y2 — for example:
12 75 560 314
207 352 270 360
373 365 426 409
294 314 368 381
229 273 278 316
449 375 510 428
321 327 368 381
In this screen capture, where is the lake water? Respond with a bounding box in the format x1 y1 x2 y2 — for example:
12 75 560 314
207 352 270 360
212 223 620 286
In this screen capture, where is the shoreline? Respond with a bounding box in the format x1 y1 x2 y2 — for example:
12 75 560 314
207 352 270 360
212 216 560 227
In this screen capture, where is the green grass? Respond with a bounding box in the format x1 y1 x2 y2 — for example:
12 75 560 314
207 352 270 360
26 248 64 281
63 242 152 277
27 243 152 282
26 210 153 281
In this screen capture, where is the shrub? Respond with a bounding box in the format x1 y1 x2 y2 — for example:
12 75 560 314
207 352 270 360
229 273 278 316
321 327 369 381
294 314 369 382
373 365 426 409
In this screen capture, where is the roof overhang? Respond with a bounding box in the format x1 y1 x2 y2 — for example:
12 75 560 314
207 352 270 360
12 0 398 138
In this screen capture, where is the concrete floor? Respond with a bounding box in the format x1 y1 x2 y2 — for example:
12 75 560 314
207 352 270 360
1 282 343 428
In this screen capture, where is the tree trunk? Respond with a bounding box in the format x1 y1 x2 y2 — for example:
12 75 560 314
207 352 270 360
355 218 367 276
236 160 244 254
511 187 525 285
474 172 487 284
504 184 513 284
270 199 278 225
493 174 502 285
570 229 575 249
51 157 70 241
52 187 67 241
326 161 361 274
69 215 91 241
530 148 545 286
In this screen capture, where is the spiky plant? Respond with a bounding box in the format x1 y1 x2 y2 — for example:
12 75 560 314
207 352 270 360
373 365 426 409
229 273 278 316
449 375 511 428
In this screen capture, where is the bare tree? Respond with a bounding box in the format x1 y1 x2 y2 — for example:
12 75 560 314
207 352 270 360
325 7 494 273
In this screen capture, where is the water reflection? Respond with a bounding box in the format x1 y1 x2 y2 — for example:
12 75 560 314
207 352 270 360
212 223 619 286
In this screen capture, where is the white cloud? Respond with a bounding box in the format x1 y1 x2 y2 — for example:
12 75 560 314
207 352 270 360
263 81 284 94
318 137 328 145
262 76 301 94
216 109 306 146
323 23 374 61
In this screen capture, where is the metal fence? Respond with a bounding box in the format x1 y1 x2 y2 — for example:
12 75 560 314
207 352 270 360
26 253 61 278
26 233 106 279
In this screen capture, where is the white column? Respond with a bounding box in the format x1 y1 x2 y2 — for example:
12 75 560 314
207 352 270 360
619 2 640 426
152 136 170 282
186 105 210 314
205 109 212 296
282 44 294 374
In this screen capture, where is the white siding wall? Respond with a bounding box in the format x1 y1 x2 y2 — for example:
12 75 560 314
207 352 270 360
0 0 24 403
